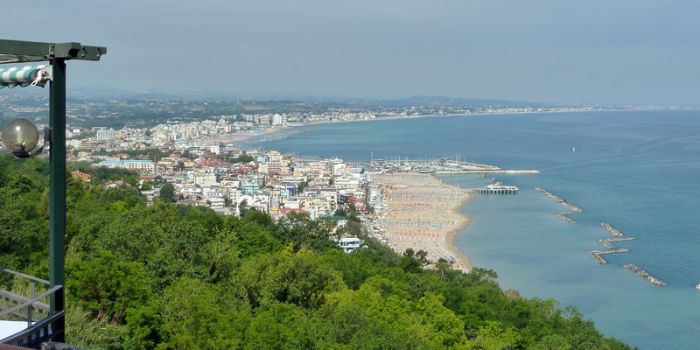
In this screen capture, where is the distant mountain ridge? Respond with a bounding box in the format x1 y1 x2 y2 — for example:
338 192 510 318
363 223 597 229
363 95 545 107
62 89 547 107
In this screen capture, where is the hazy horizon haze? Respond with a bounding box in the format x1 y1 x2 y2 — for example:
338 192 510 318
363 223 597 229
3 0 699 105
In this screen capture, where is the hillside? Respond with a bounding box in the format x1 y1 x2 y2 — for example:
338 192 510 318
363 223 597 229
0 155 632 349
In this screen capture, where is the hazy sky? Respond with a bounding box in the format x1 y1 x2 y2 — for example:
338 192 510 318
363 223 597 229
3 0 699 104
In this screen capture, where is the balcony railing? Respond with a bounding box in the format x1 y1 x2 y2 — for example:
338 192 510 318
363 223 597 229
0 269 64 348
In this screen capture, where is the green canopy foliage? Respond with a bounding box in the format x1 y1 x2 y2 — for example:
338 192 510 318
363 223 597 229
0 155 634 350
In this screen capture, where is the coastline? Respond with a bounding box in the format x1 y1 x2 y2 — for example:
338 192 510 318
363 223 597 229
225 109 700 349
201 126 287 145
301 107 671 127
371 172 474 272
215 108 689 152
233 108 649 151
444 183 474 272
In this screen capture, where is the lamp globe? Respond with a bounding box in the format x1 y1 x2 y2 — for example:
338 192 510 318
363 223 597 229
1 118 40 158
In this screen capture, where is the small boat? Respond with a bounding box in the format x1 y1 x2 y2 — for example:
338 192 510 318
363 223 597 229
696 284 700 291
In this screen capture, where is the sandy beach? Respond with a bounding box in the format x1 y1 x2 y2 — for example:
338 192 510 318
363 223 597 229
371 173 473 272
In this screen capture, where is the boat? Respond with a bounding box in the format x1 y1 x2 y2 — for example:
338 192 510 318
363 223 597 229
696 284 700 291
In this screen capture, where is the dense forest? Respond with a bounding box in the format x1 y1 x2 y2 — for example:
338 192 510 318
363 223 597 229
0 154 633 349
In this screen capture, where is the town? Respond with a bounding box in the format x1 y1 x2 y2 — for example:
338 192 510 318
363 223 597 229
55 112 538 260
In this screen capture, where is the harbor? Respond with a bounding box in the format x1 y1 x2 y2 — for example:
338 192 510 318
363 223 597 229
366 158 540 175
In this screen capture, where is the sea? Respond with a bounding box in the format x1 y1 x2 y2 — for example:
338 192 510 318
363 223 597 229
244 111 700 349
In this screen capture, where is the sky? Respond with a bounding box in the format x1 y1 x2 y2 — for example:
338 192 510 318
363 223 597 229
3 0 699 104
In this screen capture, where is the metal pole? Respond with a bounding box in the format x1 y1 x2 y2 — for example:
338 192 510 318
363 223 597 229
49 58 66 342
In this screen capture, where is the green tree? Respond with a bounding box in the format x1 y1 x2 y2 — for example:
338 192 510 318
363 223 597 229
157 278 250 349
158 183 175 202
141 181 153 191
67 251 153 322
65 305 128 349
237 250 346 309
244 303 334 349
400 248 429 273
0 154 634 350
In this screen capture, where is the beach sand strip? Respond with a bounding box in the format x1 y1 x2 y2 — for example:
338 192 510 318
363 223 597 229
372 172 473 272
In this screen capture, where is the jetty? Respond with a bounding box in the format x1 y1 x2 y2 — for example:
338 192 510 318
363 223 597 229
533 187 582 224
478 182 518 194
534 187 583 213
589 249 630 264
557 212 576 224
601 223 625 238
608 237 636 243
597 237 635 249
598 239 615 249
589 251 607 264
624 264 667 286
588 224 637 264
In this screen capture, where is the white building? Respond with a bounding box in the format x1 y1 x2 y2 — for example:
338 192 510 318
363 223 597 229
194 173 218 187
271 114 287 126
97 159 154 173
95 127 115 141
337 237 362 253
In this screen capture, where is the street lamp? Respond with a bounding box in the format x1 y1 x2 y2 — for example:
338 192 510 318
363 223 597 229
1 118 46 158
1 39 106 346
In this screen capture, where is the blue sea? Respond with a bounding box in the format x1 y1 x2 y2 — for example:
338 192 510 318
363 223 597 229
247 111 700 349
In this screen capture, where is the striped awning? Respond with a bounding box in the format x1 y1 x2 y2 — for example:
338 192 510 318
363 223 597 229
0 65 51 88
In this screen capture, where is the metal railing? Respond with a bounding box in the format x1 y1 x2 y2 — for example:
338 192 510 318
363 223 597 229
0 269 64 348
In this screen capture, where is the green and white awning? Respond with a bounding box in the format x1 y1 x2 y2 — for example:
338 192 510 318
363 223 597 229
0 65 50 88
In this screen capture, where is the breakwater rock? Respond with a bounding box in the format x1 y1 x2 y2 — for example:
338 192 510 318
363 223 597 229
589 249 630 264
624 264 667 286
557 212 576 224
588 224 636 264
601 223 625 238
535 187 584 213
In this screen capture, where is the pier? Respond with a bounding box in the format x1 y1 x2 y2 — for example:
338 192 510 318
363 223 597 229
437 169 541 175
624 264 667 286
478 182 519 194
535 187 584 213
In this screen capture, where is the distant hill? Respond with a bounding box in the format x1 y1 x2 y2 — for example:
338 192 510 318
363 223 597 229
389 95 544 107
63 89 546 108
286 95 547 109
